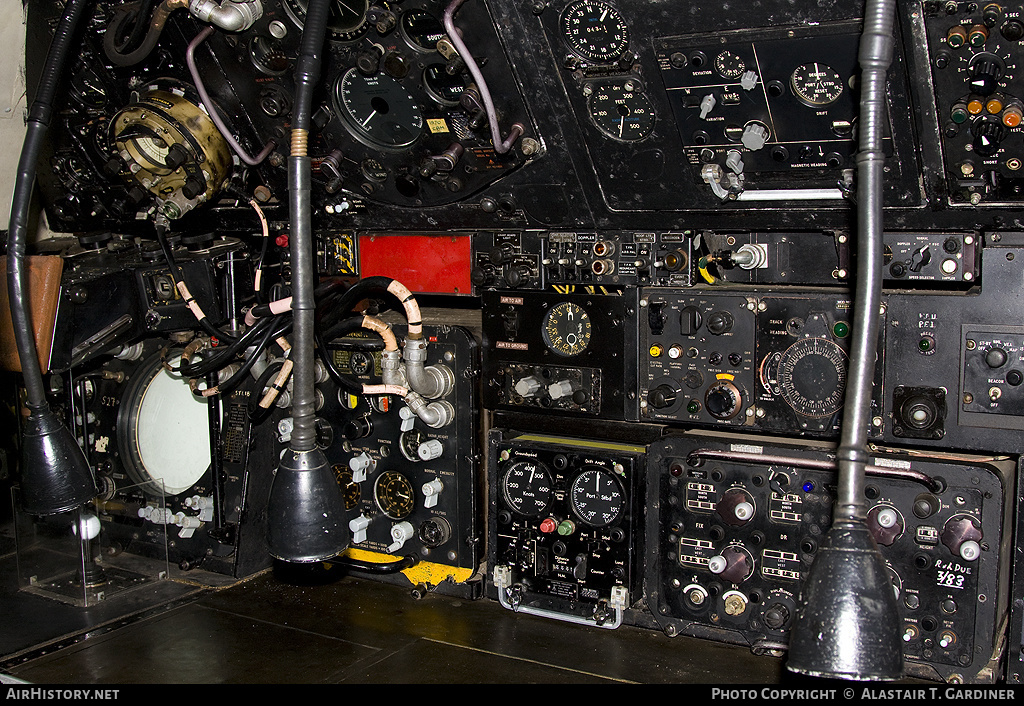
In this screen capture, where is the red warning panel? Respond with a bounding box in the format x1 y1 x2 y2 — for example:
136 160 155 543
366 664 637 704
357 233 473 295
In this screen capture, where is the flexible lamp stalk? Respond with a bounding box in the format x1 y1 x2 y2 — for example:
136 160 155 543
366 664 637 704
785 0 903 680
265 0 348 562
8 0 97 516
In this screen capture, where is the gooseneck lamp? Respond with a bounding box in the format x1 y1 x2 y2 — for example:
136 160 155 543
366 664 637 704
785 0 903 680
7 0 98 516
265 0 349 562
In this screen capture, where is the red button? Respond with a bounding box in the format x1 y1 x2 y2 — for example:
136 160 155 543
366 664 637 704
539 518 557 533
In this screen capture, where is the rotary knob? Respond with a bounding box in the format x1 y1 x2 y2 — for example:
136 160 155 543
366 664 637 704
706 311 734 335
741 123 769 150
969 58 1003 96
705 380 742 419
941 515 983 561
972 119 1007 157
715 488 755 526
707 545 753 583
868 505 904 546
985 347 1009 368
762 603 791 630
647 384 679 409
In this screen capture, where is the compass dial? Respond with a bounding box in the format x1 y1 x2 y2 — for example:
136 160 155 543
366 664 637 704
373 470 415 519
790 63 844 107
333 68 424 149
569 467 625 527
501 460 554 517
588 83 655 141
542 301 592 357
715 51 746 80
561 1 629 62
777 337 848 417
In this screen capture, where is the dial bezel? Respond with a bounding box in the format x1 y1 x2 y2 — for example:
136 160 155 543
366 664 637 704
541 301 592 357
569 466 626 527
560 0 630 62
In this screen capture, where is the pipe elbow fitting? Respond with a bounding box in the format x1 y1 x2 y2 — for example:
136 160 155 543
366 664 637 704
404 392 455 429
403 338 454 399
188 0 263 31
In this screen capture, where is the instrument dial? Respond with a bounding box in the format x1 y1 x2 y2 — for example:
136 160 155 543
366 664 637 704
401 10 447 53
588 83 655 141
777 337 848 417
373 470 415 519
332 464 361 510
570 467 625 527
715 50 746 80
283 0 370 41
561 1 629 62
400 428 428 462
333 68 424 150
502 460 554 517
789 63 844 107
542 301 592 357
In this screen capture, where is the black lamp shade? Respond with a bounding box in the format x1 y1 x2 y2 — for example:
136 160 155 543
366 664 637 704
267 447 349 563
19 406 97 516
786 519 904 680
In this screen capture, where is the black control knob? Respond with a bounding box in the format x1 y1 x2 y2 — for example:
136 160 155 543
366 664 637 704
1002 19 1024 41
705 380 742 419
680 305 703 335
504 266 530 288
706 311 734 335
762 603 791 630
972 120 1007 157
985 347 1009 368
342 417 374 440
647 384 678 409
969 58 1003 96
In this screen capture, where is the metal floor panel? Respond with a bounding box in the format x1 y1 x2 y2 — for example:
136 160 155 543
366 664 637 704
3 566 787 684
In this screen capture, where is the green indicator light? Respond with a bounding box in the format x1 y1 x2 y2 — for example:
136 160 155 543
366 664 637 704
687 400 700 414
919 337 934 352
557 520 576 536
833 322 850 338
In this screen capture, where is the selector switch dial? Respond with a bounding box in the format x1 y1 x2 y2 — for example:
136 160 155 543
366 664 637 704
707 545 754 583
715 488 755 526
941 514 983 561
867 504 905 547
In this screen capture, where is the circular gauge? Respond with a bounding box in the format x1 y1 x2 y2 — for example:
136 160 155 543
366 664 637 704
570 467 625 527
501 460 554 517
283 0 370 41
561 1 629 62
423 64 464 106
249 36 290 76
332 464 361 510
790 63 844 107
401 10 447 52
588 83 655 141
777 337 848 417
400 428 429 461
373 470 415 519
333 68 424 150
542 301 592 357
315 417 334 449
715 50 746 80
116 352 211 497
69 68 107 108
